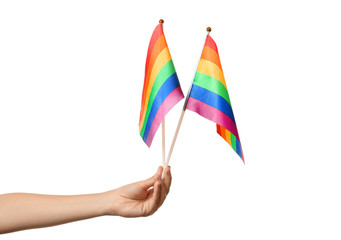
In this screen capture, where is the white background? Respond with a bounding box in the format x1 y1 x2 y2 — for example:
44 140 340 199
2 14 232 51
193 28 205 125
1 0 341 239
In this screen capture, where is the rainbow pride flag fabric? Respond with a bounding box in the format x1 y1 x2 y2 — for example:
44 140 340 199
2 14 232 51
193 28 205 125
139 23 184 147
186 35 244 161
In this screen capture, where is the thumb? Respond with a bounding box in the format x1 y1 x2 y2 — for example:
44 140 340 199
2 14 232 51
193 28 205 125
138 166 163 190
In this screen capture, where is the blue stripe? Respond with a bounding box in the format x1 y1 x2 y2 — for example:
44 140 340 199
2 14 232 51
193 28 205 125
189 84 236 124
235 137 242 157
143 73 180 142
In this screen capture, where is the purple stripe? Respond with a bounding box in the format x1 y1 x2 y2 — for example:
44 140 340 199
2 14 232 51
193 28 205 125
145 87 184 147
186 97 240 141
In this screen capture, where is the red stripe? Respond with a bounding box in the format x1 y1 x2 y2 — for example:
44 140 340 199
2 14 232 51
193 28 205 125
217 124 222 135
144 24 163 78
139 23 163 124
205 35 218 53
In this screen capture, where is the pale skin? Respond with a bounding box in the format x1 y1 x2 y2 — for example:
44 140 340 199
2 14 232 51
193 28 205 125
0 166 171 234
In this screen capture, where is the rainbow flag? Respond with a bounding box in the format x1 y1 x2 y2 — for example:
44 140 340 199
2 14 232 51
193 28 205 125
186 35 244 161
139 23 184 147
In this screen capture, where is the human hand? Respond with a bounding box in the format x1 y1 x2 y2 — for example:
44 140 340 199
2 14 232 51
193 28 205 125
103 166 172 217
0 166 171 233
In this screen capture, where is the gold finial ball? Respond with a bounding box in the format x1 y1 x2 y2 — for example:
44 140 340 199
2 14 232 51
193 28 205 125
159 19 164 24
206 27 212 32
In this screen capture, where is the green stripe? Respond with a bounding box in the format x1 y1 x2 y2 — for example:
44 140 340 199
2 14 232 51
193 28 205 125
193 72 231 105
231 133 237 152
140 60 176 137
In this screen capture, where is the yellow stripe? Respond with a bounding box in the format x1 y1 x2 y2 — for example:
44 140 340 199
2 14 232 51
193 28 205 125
144 35 167 90
139 47 172 131
197 59 227 88
201 46 222 69
224 128 232 145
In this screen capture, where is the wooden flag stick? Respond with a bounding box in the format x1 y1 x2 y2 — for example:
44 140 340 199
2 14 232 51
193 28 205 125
162 119 166 167
165 27 212 167
165 109 185 166
159 19 166 168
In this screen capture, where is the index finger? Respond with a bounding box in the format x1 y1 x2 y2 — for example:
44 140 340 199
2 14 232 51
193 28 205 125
163 166 172 194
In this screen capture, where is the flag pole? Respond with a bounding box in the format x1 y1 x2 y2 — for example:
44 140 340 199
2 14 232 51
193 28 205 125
160 19 166 168
165 27 212 167
162 119 166 167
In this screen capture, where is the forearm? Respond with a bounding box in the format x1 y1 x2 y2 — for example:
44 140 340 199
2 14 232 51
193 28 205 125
0 167 171 234
0 192 113 234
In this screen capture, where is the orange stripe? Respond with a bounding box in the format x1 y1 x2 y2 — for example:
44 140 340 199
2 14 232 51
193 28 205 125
217 125 232 145
139 25 164 124
140 34 167 123
201 46 222 70
145 35 167 87
139 47 172 131
144 24 163 79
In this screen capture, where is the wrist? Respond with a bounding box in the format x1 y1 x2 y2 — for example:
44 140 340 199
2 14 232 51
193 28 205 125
99 190 119 216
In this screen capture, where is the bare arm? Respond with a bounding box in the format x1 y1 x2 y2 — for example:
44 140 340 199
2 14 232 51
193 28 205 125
0 166 171 234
